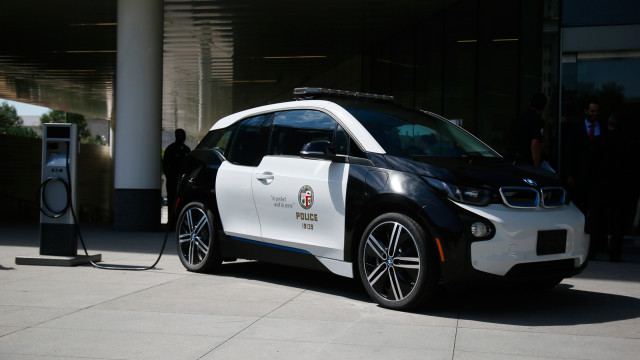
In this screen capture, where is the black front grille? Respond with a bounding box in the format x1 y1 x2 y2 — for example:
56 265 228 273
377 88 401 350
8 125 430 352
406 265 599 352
499 186 567 209
541 187 566 208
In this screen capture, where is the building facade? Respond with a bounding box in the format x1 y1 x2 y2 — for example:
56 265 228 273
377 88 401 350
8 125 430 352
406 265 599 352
227 0 639 233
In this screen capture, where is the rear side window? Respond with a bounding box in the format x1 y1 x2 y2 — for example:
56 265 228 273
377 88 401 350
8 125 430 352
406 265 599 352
197 124 236 154
269 110 337 156
227 114 272 166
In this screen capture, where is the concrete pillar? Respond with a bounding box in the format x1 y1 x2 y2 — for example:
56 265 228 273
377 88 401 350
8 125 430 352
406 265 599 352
199 44 211 134
114 0 163 231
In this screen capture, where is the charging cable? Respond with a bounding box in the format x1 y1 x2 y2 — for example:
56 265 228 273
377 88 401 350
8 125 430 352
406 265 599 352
74 203 170 271
39 177 70 218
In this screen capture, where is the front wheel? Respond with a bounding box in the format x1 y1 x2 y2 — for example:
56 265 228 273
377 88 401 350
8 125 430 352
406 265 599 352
358 213 439 310
176 202 222 273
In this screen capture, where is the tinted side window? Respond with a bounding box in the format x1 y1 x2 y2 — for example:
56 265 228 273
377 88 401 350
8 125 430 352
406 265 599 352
333 124 363 158
227 114 272 166
270 110 336 156
334 124 349 155
196 124 236 154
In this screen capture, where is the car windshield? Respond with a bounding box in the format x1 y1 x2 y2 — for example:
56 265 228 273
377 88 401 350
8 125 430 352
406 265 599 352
344 103 499 158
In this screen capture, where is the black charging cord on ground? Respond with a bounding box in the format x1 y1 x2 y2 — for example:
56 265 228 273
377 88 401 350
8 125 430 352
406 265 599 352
39 141 170 271
72 199 171 271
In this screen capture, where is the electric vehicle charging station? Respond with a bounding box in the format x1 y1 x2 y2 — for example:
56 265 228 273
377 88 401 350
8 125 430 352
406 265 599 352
16 123 101 266
40 123 78 255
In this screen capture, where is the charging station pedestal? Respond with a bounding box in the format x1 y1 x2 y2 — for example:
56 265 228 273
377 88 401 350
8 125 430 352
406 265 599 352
16 123 101 266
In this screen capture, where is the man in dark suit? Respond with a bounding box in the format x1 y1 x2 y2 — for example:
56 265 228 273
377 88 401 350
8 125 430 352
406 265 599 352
598 113 628 261
564 97 607 259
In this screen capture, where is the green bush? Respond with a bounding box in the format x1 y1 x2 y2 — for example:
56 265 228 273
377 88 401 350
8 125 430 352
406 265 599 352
1 126 39 138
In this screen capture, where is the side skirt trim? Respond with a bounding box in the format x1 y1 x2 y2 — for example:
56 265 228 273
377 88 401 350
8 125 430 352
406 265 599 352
230 236 312 255
227 236 353 278
316 257 353 278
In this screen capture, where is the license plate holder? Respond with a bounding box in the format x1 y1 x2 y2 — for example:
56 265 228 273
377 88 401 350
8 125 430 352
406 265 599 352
537 229 567 255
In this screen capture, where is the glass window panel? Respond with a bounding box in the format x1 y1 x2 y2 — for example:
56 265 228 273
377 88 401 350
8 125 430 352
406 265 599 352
270 110 337 156
346 104 498 157
443 0 478 133
197 124 237 155
334 124 349 155
577 60 640 100
562 0 640 27
227 114 272 166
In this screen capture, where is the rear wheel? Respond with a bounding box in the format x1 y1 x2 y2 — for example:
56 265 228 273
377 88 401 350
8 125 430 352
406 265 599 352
358 213 438 310
176 202 222 272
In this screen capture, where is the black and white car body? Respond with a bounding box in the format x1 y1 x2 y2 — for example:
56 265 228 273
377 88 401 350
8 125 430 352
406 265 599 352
174 88 588 310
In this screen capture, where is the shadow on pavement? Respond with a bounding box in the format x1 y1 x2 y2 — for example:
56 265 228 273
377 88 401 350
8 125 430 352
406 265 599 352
423 281 640 326
4 221 640 327
219 261 371 302
574 258 640 283
213 260 640 326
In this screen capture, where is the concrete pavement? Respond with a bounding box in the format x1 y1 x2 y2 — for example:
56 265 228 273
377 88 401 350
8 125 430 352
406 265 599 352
1 221 639 359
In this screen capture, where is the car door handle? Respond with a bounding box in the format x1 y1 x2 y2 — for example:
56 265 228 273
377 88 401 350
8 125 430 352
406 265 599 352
255 173 274 181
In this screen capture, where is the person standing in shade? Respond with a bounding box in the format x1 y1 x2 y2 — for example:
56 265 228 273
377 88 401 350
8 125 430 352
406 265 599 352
565 97 607 259
597 113 630 261
512 93 548 168
163 128 191 229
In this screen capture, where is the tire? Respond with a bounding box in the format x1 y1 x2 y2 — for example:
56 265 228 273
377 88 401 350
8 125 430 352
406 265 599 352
358 213 438 310
176 202 222 273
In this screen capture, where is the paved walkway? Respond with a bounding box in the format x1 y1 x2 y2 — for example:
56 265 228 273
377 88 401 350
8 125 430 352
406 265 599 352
1 222 639 359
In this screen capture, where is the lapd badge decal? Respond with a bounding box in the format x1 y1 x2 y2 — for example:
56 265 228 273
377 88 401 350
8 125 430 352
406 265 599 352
298 185 314 210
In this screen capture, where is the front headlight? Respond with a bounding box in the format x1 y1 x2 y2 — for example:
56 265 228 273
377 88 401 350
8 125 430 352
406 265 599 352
424 177 492 206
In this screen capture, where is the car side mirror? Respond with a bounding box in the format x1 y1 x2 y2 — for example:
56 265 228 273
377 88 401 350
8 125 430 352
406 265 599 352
300 140 346 163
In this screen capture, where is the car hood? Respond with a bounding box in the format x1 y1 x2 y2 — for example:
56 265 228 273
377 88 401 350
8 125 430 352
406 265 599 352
384 155 562 189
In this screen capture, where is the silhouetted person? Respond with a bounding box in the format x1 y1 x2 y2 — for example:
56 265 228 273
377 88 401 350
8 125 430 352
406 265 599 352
163 129 190 229
511 93 547 168
597 113 630 261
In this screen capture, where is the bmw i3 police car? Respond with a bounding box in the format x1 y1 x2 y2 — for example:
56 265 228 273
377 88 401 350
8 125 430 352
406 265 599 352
174 87 588 310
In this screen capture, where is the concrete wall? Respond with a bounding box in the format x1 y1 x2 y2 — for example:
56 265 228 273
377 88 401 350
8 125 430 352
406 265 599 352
0 135 113 223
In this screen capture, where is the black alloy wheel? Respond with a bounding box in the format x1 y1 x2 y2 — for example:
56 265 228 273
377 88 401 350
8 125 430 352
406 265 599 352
358 212 438 310
176 202 221 272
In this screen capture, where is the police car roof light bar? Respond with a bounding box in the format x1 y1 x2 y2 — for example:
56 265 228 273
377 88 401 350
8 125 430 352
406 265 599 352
294 87 395 103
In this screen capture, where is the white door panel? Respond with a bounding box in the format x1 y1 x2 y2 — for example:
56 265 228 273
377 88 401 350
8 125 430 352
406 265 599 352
252 156 349 259
216 161 261 239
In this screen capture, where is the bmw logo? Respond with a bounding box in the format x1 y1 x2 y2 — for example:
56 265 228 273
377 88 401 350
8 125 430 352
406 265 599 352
523 178 537 187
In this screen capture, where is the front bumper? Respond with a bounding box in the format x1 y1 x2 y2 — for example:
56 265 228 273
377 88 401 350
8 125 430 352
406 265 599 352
454 202 588 277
